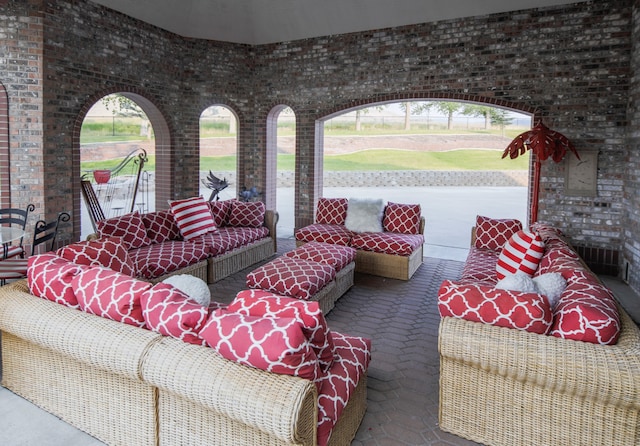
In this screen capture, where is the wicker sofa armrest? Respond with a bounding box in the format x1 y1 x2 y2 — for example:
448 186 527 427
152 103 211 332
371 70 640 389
0 280 161 379
439 304 640 409
264 209 279 251
419 216 426 235
141 336 318 445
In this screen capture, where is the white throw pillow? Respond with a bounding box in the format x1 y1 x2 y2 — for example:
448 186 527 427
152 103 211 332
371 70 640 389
532 272 567 309
344 198 385 233
495 272 539 294
162 274 211 307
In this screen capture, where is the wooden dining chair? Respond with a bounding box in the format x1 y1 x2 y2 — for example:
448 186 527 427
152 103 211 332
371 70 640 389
0 211 70 285
0 203 35 259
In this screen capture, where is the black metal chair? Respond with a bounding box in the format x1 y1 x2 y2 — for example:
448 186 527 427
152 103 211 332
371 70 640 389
0 211 71 285
0 203 35 259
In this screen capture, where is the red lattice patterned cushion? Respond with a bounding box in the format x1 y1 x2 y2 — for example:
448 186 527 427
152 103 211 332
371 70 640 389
199 309 321 382
246 256 336 301
56 237 136 277
316 198 348 226
496 230 545 280
141 282 209 345
169 196 217 241
437 279 553 334
27 253 84 309
127 240 209 280
350 232 424 256
383 202 421 234
73 266 150 327
550 271 620 345
474 215 523 251
295 223 352 246
229 290 335 371
208 199 234 227
141 210 181 244
316 332 371 446
284 241 356 272
460 248 500 285
96 211 152 250
226 201 265 228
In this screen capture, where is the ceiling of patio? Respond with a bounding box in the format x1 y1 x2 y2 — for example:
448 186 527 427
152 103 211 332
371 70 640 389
89 0 588 45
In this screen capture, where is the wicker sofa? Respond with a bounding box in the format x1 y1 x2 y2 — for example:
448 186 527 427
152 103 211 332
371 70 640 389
0 274 369 446
437 218 640 446
295 198 425 280
92 198 277 284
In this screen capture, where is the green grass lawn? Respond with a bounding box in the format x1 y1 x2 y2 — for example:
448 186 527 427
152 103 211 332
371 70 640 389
81 149 529 172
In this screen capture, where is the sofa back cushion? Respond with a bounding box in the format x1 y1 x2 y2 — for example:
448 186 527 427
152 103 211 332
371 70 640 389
169 196 218 240
56 237 136 277
27 253 84 309
474 215 523 251
208 199 233 227
141 210 181 244
226 201 265 227
199 309 321 382
73 265 150 327
97 211 152 250
383 202 422 234
496 230 545 279
316 198 348 226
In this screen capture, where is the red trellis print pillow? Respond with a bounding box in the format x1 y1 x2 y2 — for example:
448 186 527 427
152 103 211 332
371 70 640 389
96 211 151 250
56 237 136 277
383 202 421 234
27 253 84 309
316 198 348 226
474 215 523 251
226 201 265 228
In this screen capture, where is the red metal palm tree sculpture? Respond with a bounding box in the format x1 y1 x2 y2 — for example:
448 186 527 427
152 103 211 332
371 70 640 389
502 121 580 223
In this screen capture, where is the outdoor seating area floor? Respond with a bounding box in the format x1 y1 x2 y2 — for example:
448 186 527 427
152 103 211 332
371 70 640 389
3 238 639 444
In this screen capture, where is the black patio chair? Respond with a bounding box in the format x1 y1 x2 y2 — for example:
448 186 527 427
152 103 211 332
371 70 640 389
0 203 35 259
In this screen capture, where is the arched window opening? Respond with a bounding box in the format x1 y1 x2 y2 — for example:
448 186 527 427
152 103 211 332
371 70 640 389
199 105 237 201
321 100 533 260
79 94 156 239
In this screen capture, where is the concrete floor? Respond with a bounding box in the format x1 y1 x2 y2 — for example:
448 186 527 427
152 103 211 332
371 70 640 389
1 238 639 446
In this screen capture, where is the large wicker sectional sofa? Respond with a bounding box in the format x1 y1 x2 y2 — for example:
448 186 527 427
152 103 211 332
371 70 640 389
93 197 277 284
295 198 425 280
0 254 370 445
437 217 640 446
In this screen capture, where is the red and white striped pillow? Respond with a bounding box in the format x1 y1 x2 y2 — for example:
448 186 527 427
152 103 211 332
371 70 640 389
169 196 217 240
496 229 545 279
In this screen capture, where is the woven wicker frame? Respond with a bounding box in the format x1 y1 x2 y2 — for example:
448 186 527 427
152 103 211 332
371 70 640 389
308 262 355 314
208 237 275 283
149 259 208 284
354 245 423 280
439 304 640 446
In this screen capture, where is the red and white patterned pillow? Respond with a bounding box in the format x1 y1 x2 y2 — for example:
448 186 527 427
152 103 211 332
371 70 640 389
199 309 321 382
437 279 553 334
27 253 84 308
96 211 152 250
316 198 348 226
72 266 150 327
169 196 217 240
226 201 265 228
56 237 136 277
474 215 523 251
228 289 335 371
208 199 233 227
550 271 620 345
141 210 181 244
383 202 421 234
140 282 209 345
496 230 545 280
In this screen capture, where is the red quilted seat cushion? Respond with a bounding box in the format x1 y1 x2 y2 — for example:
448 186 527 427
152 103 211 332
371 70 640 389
229 290 336 371
460 248 500 285
127 240 209 280
208 199 233 227
226 201 265 228
246 256 336 301
141 210 181 244
199 309 321 382
73 266 150 327
437 279 553 334
284 241 356 272
56 237 136 277
382 202 421 235
316 198 348 226
316 332 371 446
27 253 85 309
96 211 152 250
550 271 620 345
350 232 424 256
474 215 523 251
141 282 209 345
295 223 352 246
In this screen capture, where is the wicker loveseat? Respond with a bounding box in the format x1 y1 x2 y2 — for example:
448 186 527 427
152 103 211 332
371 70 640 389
0 272 369 445
295 198 425 280
437 218 640 446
